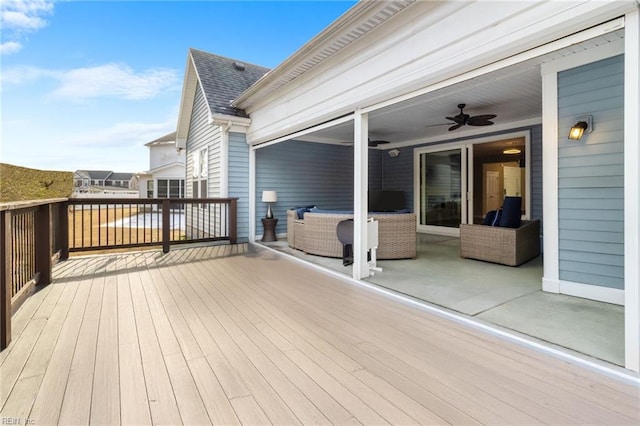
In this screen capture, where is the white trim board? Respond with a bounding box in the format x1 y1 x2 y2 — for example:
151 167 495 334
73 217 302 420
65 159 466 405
623 8 640 373
544 279 625 306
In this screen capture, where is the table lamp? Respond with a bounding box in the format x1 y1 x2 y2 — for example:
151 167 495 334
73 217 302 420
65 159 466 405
261 190 277 219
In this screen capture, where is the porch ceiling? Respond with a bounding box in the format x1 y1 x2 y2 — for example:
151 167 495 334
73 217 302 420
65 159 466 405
296 29 623 147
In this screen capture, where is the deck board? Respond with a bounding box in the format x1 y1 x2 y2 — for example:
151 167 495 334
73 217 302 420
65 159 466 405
0 244 638 425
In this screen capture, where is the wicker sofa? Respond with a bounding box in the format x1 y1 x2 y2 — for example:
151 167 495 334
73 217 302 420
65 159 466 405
287 210 416 259
459 220 540 266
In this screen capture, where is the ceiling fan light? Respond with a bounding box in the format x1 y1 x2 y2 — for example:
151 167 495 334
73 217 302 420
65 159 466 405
503 148 521 155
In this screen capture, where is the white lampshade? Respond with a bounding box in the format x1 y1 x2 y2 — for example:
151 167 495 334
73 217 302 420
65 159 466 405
261 190 277 203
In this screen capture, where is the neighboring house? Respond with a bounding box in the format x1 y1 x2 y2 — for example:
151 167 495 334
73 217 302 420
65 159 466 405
137 131 186 199
72 169 138 197
72 170 91 193
175 1 640 371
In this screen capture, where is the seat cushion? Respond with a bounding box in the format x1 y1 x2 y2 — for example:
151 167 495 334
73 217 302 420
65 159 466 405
499 196 522 228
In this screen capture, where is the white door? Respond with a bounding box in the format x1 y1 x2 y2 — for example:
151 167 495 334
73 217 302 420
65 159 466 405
485 171 501 212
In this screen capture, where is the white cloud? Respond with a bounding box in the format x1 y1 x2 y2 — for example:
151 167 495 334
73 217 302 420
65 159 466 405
1 63 180 100
1 0 54 54
0 41 22 55
0 64 55 85
67 120 177 149
2 9 47 30
50 63 181 101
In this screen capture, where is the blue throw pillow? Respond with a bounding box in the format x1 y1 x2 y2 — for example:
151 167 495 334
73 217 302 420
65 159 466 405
294 207 307 219
491 210 502 226
498 196 522 228
294 205 316 219
482 210 497 225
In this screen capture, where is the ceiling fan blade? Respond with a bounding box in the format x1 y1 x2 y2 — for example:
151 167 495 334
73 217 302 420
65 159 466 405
424 123 450 128
448 124 462 131
445 116 465 124
468 114 497 126
369 140 390 147
469 114 496 122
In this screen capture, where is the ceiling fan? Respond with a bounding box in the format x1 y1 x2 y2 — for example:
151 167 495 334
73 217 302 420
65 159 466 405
444 103 496 131
341 137 390 147
368 138 390 147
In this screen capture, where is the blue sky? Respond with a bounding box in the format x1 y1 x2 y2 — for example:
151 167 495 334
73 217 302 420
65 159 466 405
1 0 356 173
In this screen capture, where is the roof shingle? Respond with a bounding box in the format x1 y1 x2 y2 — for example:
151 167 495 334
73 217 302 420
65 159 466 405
190 49 270 118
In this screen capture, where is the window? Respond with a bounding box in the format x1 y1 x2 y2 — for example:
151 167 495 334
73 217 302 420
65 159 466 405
192 148 208 207
169 179 182 198
147 180 154 198
158 180 168 198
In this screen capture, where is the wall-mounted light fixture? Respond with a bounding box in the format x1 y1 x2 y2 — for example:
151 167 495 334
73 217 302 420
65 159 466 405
388 148 400 158
568 115 593 140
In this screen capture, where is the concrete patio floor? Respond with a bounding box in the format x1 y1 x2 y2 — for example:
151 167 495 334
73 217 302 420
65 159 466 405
262 233 625 368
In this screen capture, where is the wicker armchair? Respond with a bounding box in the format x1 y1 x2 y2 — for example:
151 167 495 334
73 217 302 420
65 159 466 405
460 220 540 266
286 210 416 259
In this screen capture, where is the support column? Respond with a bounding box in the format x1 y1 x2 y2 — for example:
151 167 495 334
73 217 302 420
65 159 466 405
249 146 256 242
624 8 640 373
540 67 560 294
353 110 369 280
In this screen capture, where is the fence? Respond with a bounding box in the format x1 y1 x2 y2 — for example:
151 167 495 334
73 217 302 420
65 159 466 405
1 197 237 349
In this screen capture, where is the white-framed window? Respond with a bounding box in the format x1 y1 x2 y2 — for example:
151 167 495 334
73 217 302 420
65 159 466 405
156 179 185 198
192 148 208 206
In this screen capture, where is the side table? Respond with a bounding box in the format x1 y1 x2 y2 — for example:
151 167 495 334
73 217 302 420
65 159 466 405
261 218 278 242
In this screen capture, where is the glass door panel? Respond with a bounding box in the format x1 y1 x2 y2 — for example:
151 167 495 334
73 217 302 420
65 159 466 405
419 149 462 228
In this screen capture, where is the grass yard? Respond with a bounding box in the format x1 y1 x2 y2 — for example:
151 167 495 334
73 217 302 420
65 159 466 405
68 206 185 255
0 163 73 202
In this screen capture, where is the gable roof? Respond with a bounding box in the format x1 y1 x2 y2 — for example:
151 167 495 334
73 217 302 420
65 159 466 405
145 131 177 147
176 49 270 143
190 49 270 118
109 172 135 181
74 170 136 181
76 170 112 180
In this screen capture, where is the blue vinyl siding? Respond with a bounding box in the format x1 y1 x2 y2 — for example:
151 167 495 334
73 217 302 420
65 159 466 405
383 149 415 209
185 82 223 238
255 141 383 235
557 55 624 290
186 83 221 197
229 132 249 241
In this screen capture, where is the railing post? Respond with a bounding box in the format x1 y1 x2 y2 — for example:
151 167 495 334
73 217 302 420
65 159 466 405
35 204 52 286
229 198 237 245
1 210 12 350
162 199 170 253
58 201 69 261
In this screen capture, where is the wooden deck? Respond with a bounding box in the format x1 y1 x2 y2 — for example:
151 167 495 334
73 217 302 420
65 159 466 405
1 244 638 425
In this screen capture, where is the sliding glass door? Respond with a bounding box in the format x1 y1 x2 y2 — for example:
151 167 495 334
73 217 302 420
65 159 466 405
416 146 467 236
415 133 530 235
